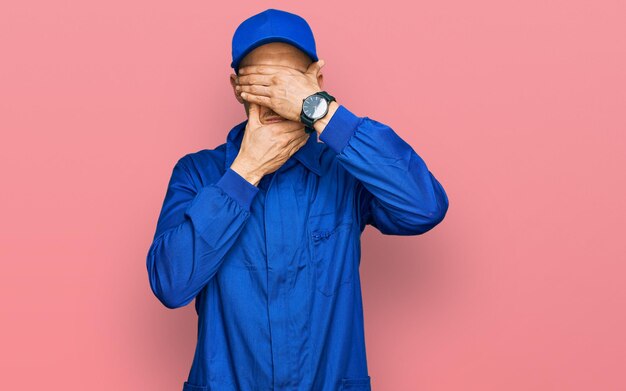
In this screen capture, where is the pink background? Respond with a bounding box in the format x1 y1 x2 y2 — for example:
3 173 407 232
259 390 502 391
1 1 625 390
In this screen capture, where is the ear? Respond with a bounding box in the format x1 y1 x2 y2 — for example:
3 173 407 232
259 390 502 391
230 73 244 104
317 73 324 90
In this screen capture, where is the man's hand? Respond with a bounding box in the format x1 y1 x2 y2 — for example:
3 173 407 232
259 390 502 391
230 103 309 186
235 60 325 122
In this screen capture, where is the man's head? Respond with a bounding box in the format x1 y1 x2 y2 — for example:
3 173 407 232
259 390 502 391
229 42 324 124
229 9 323 125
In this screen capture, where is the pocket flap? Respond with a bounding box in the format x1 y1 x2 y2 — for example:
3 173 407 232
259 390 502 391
183 381 209 391
341 375 371 390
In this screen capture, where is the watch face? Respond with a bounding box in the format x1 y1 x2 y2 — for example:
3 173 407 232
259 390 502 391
303 95 328 120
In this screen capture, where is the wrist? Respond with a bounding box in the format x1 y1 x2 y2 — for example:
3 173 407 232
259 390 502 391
230 158 264 186
314 100 340 136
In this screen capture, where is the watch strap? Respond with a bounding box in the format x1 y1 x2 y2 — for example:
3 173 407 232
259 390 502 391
316 91 336 103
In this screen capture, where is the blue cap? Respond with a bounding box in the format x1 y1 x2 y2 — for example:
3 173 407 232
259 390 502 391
231 9 318 73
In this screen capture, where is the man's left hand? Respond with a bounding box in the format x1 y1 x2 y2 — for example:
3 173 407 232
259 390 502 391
236 60 325 122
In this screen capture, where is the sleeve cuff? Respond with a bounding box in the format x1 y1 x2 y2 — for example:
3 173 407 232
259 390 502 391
215 168 259 211
318 105 362 154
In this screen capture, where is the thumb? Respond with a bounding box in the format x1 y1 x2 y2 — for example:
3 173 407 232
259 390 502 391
306 59 325 76
248 103 261 126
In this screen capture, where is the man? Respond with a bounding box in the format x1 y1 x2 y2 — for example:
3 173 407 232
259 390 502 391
147 8 449 391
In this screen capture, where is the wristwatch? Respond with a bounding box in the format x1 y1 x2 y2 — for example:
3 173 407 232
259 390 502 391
300 91 336 133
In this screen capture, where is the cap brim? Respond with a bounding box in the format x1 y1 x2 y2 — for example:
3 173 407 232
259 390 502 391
231 36 319 72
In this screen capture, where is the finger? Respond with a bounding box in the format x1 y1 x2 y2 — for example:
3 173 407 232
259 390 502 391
278 120 304 130
266 119 303 132
238 84 272 97
239 64 302 75
237 74 273 86
306 59 325 76
247 102 261 126
274 120 306 133
286 132 309 153
240 92 272 108
238 64 286 76
281 127 307 145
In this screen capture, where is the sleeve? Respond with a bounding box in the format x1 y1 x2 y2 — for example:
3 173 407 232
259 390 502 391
146 157 259 309
319 104 449 235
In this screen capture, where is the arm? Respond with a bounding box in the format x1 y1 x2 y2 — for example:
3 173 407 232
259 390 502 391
146 157 259 309
316 102 449 235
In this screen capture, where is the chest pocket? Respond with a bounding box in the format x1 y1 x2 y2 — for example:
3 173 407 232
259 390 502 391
308 212 355 296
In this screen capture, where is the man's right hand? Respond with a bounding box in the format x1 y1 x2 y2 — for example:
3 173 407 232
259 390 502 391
230 103 309 187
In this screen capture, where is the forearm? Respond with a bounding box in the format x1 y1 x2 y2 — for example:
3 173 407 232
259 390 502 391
318 104 449 235
147 162 259 308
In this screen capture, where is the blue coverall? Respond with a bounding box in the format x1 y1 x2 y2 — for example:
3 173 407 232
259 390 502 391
147 104 449 390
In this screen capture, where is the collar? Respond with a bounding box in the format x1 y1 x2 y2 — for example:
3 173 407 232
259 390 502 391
224 119 323 176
